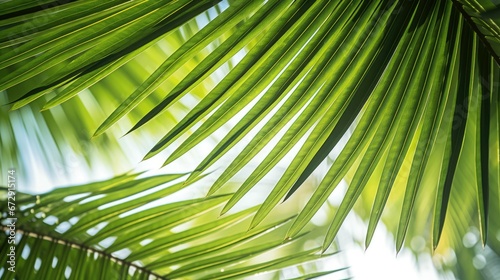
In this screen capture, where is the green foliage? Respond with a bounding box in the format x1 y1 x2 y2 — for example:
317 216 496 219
1 0 500 278
0 174 342 279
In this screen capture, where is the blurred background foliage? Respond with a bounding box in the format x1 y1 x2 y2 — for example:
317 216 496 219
0 173 350 279
0 0 499 279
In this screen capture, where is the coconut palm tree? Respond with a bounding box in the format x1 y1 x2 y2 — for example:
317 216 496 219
0 0 499 279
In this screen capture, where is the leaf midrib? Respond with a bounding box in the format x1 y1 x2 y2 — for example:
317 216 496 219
451 0 500 65
1 226 168 280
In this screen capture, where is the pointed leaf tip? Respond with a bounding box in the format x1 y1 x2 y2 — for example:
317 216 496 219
220 202 233 216
92 129 103 138
142 151 155 161
321 246 328 255
162 155 178 167
248 217 261 230
184 171 202 185
432 238 439 252
395 239 404 254
9 103 21 111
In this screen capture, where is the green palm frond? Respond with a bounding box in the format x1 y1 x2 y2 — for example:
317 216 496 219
433 169 500 279
455 0 500 60
0 11 218 185
0 173 343 279
1 0 499 256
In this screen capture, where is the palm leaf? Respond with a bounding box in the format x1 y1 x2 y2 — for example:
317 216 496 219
0 173 342 279
1 0 499 255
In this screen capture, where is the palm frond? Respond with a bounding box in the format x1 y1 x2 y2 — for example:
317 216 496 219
0 173 343 279
454 0 500 62
0 10 220 186
1 0 499 254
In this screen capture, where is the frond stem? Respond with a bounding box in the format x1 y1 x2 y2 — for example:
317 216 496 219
1 226 168 280
451 0 500 65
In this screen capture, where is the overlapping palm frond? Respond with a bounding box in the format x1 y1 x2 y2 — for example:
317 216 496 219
0 173 344 279
1 0 499 257
0 3 222 186
456 0 500 61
